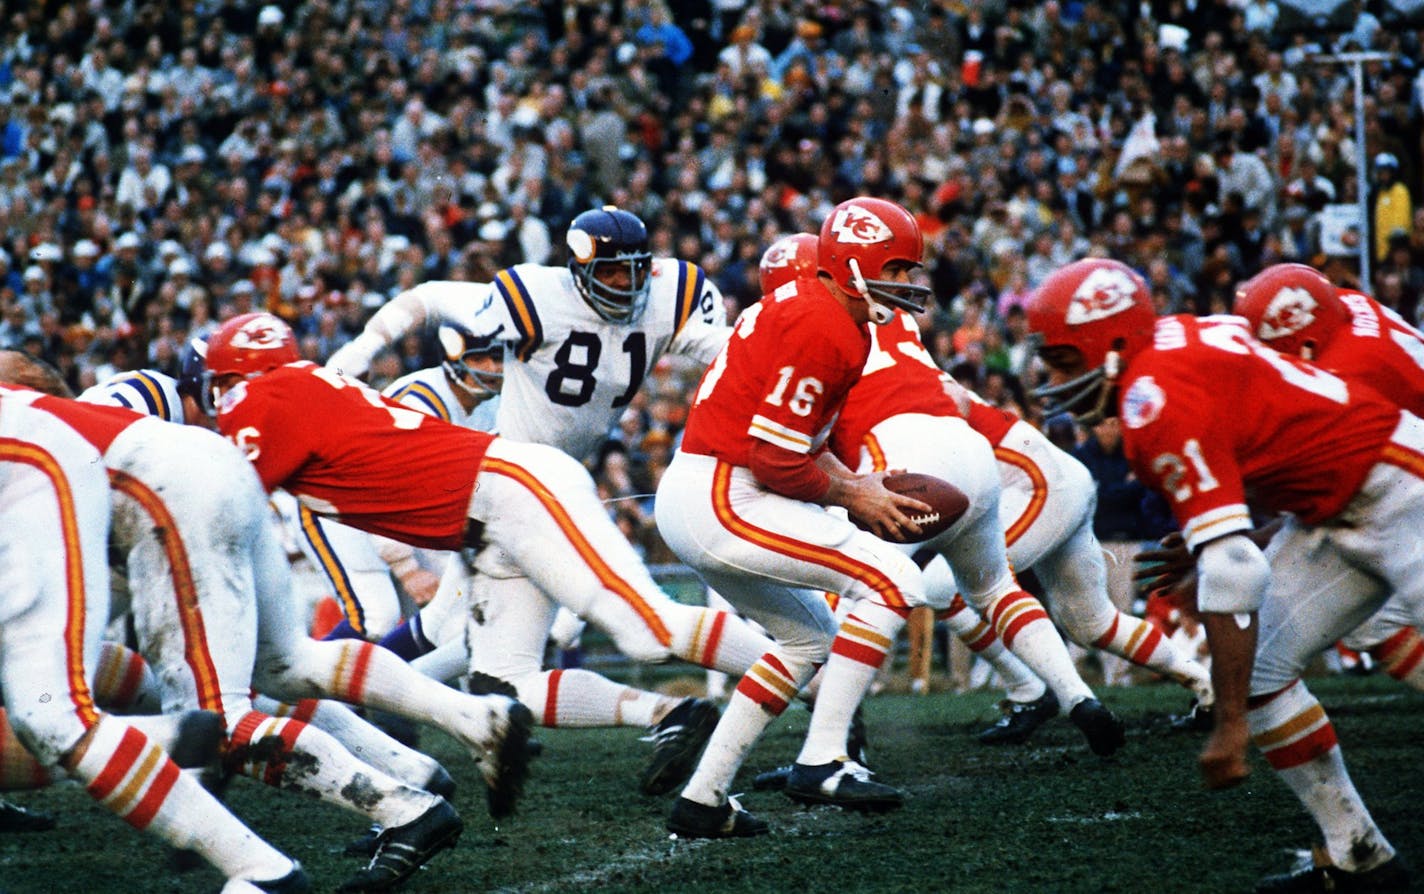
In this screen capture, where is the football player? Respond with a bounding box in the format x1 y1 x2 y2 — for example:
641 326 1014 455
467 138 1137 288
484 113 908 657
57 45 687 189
1027 257 1419 892
0 377 531 892
71 360 504 808
208 312 777 800
747 235 1129 798
325 207 745 795
786 236 1166 752
1234 263 1424 691
655 198 951 836
0 388 307 893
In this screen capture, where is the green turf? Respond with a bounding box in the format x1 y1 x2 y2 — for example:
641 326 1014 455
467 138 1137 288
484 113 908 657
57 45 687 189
3 676 1420 893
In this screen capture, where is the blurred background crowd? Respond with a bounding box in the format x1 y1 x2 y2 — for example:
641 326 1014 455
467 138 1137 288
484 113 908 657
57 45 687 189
2 0 1422 679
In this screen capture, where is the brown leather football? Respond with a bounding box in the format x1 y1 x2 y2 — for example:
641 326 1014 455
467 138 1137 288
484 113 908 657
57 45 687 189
857 472 970 544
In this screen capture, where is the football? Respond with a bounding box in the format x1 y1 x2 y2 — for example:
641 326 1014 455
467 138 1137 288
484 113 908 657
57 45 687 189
855 472 969 544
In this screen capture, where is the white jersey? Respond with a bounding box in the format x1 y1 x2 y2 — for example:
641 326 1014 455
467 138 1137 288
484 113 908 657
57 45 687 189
79 369 184 423
383 367 500 433
327 260 728 461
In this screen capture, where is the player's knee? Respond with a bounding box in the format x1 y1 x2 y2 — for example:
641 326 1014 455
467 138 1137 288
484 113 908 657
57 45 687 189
1197 534 1271 614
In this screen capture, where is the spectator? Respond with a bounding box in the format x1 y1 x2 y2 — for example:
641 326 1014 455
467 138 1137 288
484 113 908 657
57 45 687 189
1372 153 1412 263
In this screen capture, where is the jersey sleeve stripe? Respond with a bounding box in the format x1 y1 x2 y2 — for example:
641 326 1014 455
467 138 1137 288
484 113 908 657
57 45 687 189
748 415 814 453
673 261 702 336
391 383 451 422
494 269 543 363
1182 504 1253 552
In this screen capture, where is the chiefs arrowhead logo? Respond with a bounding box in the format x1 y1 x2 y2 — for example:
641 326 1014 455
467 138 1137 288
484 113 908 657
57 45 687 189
1065 267 1141 325
1122 375 1166 429
829 206 893 245
762 243 795 269
230 316 288 350
1257 286 1317 341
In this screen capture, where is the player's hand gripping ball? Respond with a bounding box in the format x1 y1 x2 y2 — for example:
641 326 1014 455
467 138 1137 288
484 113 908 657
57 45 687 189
856 472 969 544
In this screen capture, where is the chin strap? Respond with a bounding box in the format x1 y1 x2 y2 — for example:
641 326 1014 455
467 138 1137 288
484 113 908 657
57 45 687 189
848 258 895 325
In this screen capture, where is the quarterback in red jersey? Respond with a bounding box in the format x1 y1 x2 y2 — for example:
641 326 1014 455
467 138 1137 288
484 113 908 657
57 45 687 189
657 198 944 837
1235 264 1424 692
1029 258 1419 892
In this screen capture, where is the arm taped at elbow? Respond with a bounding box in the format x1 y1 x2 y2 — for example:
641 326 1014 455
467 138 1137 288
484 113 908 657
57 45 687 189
1196 533 1271 614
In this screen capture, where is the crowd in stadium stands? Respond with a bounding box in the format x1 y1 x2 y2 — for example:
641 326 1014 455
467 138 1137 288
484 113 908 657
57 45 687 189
1 0 1422 598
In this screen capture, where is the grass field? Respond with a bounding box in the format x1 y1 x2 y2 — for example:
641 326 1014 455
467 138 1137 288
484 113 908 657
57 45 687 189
3 674 1420 894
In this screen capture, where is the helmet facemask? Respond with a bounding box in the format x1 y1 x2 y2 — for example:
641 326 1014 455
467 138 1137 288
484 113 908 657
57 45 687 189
1033 343 1122 426
575 251 653 323
439 325 504 398
846 257 933 325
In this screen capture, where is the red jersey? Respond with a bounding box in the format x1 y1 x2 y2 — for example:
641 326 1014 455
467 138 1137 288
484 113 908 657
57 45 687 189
964 397 1017 447
216 362 492 550
681 279 869 466
830 310 959 466
1314 290 1424 417
1119 315 1401 551
0 385 140 453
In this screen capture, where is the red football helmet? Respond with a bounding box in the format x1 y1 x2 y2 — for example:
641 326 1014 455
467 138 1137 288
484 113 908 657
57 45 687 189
759 233 819 295
1234 263 1347 359
1027 258 1157 423
818 196 931 322
206 312 299 380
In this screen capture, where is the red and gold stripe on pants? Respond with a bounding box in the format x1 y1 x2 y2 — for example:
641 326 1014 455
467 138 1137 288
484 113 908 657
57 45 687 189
483 457 672 645
0 438 99 728
109 469 223 715
992 447 1048 546
711 461 908 609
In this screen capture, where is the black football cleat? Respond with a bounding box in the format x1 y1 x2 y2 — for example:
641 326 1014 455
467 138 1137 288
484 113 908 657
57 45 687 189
424 765 456 799
751 765 792 792
0 799 55 833
977 689 1060 746
640 697 720 796
667 796 769 839
249 864 312 893
337 800 463 892
1168 700 1216 733
343 824 383 859
470 698 534 819
785 759 903 813
1255 853 1412 893
1069 697 1126 756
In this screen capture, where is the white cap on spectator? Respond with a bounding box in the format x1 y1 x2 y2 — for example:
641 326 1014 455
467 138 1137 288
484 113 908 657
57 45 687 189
258 5 284 26
178 145 207 165
479 220 508 242
169 257 195 276
297 284 318 300
232 279 255 295
73 239 100 258
116 232 142 251
261 233 287 254
30 243 62 263
250 247 276 267
23 265 45 282
386 235 411 253
159 239 184 258
972 118 995 136
205 242 231 261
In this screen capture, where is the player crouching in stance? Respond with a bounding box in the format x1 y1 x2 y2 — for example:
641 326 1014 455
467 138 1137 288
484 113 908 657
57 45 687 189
0 389 308 893
1028 258 1416 893
204 311 776 802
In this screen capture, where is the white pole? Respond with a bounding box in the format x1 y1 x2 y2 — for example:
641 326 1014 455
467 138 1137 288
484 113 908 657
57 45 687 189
1313 51 1391 288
